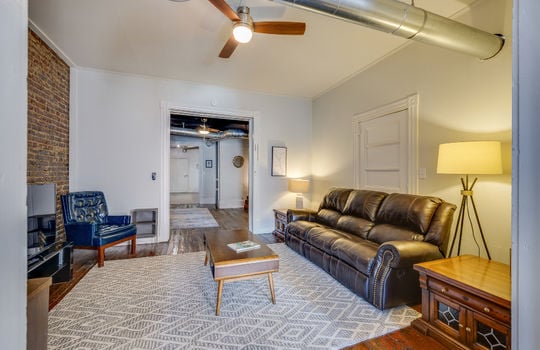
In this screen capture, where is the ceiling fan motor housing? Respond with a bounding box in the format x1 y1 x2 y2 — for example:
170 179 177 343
237 6 254 28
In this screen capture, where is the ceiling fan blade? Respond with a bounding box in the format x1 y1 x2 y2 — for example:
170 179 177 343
208 0 240 21
219 35 239 58
253 22 306 35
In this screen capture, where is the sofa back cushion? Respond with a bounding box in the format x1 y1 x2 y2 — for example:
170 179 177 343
61 191 109 225
375 193 442 233
369 193 443 244
336 216 374 239
342 190 388 221
317 188 352 227
319 188 352 212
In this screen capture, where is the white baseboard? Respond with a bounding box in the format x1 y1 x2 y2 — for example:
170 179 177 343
218 199 244 209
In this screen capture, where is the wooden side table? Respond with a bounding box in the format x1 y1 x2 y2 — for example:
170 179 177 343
273 209 288 240
412 255 511 350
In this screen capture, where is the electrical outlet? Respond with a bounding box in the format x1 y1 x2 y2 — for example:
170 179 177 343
418 168 427 179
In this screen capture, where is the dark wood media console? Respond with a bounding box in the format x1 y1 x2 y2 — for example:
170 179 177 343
28 241 73 283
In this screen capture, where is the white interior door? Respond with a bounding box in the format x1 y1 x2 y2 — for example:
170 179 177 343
359 110 408 192
353 95 418 194
170 158 189 192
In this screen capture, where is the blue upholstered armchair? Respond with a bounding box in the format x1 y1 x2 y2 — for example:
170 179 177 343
61 191 137 267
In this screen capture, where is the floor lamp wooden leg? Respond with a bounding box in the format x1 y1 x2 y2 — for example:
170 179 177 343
448 194 467 257
470 196 492 260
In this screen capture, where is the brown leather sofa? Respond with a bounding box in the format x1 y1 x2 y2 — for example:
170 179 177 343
285 188 456 309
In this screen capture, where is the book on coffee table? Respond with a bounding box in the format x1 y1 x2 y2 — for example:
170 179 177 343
227 240 261 253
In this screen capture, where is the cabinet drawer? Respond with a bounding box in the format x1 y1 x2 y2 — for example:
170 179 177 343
275 212 287 221
428 278 510 324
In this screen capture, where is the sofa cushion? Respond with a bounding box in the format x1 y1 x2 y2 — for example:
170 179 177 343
317 209 342 227
318 188 352 213
342 190 388 222
336 215 374 239
305 226 347 252
286 220 320 241
330 237 379 274
367 224 424 245
375 193 443 235
93 224 136 246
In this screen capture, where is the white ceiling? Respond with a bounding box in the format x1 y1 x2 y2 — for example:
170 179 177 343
29 0 477 98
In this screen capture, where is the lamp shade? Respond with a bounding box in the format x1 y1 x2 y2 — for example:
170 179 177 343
437 141 503 175
288 179 310 193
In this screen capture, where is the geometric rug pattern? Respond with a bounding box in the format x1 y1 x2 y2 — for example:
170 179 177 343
48 243 419 349
170 207 219 229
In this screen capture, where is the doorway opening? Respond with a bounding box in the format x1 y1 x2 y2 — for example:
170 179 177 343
169 114 251 230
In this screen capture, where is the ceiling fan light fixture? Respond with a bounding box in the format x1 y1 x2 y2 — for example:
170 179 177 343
198 117 211 135
233 22 253 43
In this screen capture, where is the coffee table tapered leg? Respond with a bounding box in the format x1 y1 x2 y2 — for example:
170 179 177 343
268 273 276 304
216 280 224 316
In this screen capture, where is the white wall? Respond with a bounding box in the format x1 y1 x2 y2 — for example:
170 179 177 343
200 142 217 205
312 0 512 263
0 0 28 348
513 0 540 347
218 138 248 208
71 68 312 235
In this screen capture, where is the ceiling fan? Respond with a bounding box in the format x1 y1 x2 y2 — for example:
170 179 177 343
208 0 306 58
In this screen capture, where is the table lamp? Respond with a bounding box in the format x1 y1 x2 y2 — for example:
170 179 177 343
288 178 310 209
437 141 502 259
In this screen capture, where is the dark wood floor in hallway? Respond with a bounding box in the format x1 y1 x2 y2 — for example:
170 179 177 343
48 207 448 349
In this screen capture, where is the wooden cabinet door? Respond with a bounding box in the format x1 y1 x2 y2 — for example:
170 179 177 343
430 292 467 342
469 311 510 350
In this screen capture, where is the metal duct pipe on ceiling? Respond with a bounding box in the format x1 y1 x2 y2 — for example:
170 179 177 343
170 127 248 141
272 0 504 60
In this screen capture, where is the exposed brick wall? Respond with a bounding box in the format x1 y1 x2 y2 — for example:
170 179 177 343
27 29 70 241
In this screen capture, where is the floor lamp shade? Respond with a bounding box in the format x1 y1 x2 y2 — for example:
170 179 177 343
437 141 502 175
288 179 310 209
436 141 502 260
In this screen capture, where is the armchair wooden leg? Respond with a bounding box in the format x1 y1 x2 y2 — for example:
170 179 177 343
97 247 105 267
131 236 137 256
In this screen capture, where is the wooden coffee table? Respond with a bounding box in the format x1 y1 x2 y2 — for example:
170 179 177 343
203 229 279 316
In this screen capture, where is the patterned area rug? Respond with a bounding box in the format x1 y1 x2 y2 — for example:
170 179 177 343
170 207 219 229
48 244 419 349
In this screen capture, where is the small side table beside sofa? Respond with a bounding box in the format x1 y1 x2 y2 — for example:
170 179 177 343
412 255 511 350
272 209 289 240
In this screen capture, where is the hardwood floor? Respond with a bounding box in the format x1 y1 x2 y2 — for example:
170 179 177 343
48 206 448 349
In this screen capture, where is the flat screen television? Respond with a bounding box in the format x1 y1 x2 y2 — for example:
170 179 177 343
27 183 57 250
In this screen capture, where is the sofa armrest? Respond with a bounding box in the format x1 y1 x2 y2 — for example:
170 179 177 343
375 241 444 269
287 209 317 222
367 240 443 309
107 215 132 225
64 222 98 246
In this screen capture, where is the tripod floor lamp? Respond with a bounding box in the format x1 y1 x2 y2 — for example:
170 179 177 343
437 141 502 260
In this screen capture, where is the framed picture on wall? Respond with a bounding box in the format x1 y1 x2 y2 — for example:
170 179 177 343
205 160 212 168
271 146 287 177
